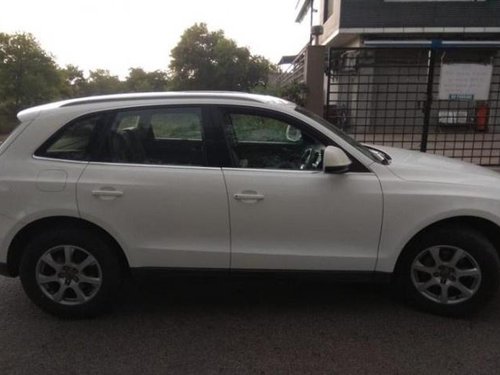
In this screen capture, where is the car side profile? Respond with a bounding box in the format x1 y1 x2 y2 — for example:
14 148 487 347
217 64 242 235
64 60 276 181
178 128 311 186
0 92 499 317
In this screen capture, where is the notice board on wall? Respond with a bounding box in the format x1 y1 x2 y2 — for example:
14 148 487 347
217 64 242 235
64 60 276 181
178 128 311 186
438 63 493 101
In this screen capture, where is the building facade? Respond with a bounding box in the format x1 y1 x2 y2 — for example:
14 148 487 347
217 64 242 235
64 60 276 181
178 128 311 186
287 1 500 165
317 0 500 48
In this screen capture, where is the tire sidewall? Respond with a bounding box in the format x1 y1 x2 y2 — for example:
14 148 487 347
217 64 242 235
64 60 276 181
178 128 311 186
397 226 500 316
19 228 121 318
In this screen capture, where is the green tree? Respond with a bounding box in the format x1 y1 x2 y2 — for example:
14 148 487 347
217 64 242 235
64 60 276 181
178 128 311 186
125 68 169 92
0 32 62 129
59 64 87 98
84 69 123 95
169 23 276 91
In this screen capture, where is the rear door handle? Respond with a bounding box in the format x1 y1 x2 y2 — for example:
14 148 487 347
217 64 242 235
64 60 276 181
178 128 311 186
234 192 265 202
92 189 123 199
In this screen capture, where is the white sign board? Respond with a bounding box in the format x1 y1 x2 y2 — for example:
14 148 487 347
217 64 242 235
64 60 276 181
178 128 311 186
438 63 493 101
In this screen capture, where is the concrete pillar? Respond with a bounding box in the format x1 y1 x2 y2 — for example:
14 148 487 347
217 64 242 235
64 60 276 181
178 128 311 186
304 45 326 116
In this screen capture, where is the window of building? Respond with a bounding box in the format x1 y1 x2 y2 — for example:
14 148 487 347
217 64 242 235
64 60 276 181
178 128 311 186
324 0 334 23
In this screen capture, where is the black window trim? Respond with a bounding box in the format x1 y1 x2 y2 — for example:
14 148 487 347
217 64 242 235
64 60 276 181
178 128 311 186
209 105 370 173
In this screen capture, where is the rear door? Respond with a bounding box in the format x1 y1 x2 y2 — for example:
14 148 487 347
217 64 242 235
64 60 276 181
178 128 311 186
77 106 230 269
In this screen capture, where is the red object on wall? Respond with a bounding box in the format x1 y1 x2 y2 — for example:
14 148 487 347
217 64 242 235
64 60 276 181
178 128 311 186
475 103 490 131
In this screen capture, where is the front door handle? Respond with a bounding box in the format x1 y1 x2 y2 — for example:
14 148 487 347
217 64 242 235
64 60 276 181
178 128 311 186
92 188 123 199
234 192 265 202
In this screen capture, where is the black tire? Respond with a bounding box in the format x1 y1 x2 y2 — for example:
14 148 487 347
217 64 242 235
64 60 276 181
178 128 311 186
19 227 123 318
395 225 500 317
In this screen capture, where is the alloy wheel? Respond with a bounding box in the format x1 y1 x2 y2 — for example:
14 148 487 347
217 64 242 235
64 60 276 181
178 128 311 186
35 245 102 306
411 245 482 305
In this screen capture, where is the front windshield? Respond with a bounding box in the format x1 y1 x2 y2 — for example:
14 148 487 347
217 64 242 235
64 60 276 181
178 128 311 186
295 107 381 163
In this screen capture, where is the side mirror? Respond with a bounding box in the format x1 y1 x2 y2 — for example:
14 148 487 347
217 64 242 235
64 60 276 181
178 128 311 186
323 146 352 174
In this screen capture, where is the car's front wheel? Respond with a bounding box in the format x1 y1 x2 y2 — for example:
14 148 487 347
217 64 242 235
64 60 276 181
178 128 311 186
19 227 122 318
396 225 500 316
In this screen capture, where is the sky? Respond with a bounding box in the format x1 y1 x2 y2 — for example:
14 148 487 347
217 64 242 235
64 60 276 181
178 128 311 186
0 0 316 78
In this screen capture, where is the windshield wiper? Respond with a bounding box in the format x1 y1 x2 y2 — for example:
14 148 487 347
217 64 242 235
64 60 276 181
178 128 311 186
365 146 391 165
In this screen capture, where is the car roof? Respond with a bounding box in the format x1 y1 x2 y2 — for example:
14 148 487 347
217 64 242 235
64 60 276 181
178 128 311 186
17 91 296 122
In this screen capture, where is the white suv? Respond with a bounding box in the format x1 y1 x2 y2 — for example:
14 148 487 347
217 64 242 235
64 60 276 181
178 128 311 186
1 92 499 317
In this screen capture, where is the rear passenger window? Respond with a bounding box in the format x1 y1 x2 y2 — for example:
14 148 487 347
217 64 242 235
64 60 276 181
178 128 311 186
35 115 99 161
151 111 202 140
102 107 205 166
116 115 140 131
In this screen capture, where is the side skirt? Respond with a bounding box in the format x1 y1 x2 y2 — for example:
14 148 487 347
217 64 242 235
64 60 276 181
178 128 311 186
130 267 392 284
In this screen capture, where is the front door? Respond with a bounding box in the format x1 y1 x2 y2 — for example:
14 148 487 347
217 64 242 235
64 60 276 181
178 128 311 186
216 107 383 271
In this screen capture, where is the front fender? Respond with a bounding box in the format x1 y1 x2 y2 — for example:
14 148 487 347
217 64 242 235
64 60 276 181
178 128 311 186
375 180 500 273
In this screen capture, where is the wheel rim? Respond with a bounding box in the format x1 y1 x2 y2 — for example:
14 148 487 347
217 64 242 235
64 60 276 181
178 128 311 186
411 245 482 305
35 245 102 306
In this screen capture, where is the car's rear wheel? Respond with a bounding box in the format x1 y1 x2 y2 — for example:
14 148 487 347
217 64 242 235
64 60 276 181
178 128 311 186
19 228 122 318
396 225 500 316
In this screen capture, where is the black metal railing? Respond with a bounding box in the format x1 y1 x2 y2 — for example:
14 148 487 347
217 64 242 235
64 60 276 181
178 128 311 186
326 47 500 166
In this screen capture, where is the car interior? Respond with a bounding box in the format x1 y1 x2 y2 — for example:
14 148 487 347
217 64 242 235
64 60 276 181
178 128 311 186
106 110 206 166
222 112 325 170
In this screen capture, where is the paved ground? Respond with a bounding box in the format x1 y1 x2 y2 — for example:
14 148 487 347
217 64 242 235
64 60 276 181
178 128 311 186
1 275 500 374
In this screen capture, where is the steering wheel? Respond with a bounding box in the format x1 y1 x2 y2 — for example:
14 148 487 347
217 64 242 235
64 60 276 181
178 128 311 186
300 147 324 170
299 148 314 170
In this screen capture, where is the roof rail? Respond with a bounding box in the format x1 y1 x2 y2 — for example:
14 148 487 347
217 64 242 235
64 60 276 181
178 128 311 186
17 92 295 122
59 92 262 108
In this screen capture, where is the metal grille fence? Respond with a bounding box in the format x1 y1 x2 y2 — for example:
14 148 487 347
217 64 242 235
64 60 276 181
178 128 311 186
277 47 306 87
326 47 500 166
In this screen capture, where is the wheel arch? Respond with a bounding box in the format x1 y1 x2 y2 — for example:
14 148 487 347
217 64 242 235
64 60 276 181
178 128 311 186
6 216 130 277
393 215 500 277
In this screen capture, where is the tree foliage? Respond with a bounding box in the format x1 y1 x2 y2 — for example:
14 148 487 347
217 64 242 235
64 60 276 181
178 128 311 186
59 64 87 98
125 68 169 92
0 33 172 132
84 69 124 96
169 23 276 91
0 26 279 134
0 33 62 128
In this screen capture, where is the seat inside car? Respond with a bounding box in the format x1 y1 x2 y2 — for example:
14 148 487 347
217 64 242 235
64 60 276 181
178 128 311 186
109 125 148 164
223 121 248 168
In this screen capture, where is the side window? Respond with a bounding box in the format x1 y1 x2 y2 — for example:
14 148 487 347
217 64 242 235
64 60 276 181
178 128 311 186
150 111 202 140
231 114 301 143
102 107 205 166
35 115 99 161
116 114 140 131
223 110 325 170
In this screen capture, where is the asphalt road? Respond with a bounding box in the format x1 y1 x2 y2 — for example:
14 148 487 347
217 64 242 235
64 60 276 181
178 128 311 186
1 274 500 375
